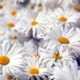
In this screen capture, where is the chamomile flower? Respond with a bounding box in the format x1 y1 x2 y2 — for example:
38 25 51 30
28 11 54 39
50 59 79 80
13 8 36 33
45 47 79 80
0 41 26 77
0 12 17 31
46 24 80 53
23 55 50 80
39 44 73 64
13 7 50 38
48 8 80 26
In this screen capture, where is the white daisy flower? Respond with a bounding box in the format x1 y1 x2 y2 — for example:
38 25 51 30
23 55 50 80
15 11 48 40
0 12 17 32
39 44 73 65
27 11 54 39
39 47 79 80
0 41 26 78
0 4 31 32
48 8 80 26
13 7 38 33
45 24 80 54
0 8 17 31
50 59 79 80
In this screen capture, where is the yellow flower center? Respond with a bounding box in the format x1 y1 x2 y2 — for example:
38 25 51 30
11 10 17 16
73 4 80 12
31 19 38 28
58 16 68 22
7 21 15 29
0 55 10 65
28 67 39 76
52 52 62 61
58 36 69 44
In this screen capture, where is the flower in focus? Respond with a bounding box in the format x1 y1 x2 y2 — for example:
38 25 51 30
46 24 80 52
23 55 49 80
48 8 80 25
0 41 26 77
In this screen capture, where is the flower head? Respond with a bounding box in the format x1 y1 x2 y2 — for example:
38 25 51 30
0 41 26 77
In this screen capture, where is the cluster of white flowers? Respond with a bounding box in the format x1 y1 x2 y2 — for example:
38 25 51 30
0 0 80 80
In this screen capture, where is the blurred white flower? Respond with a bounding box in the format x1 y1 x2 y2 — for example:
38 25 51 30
50 59 79 80
44 0 63 11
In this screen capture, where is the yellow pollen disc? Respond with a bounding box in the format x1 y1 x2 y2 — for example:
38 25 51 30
29 67 39 76
0 55 10 65
7 22 15 29
58 16 68 22
58 36 69 44
31 19 38 28
52 52 62 61
73 4 80 12
11 10 17 16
